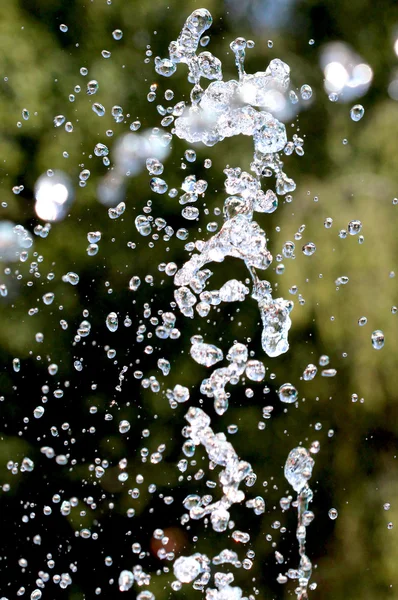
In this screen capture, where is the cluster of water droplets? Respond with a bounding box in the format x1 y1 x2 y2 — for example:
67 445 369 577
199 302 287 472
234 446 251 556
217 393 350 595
1 6 387 600
150 9 318 600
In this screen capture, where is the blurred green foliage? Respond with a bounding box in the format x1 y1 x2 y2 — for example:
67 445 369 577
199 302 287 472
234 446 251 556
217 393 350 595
1 0 398 599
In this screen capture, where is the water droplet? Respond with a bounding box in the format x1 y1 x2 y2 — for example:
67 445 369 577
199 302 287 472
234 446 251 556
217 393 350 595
154 57 177 77
118 570 134 591
371 330 385 350
278 383 298 404
350 104 364 122
129 276 141 291
63 272 79 285
300 84 312 100
328 508 338 520
106 312 118 332
54 115 66 127
184 149 196 162
42 292 54 305
112 29 123 40
190 341 223 367
94 143 109 156
303 364 317 381
284 446 314 492
174 556 200 583
302 242 316 256
33 406 45 419
348 219 362 235
150 177 168 194
87 80 99 95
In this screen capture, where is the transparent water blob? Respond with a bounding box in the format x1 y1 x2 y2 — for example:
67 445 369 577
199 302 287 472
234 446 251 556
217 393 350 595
300 84 312 100
150 177 168 194
92 102 105 116
284 446 314 492
118 570 134 591
348 219 362 234
350 104 364 121
371 330 385 350
34 171 74 222
303 363 317 381
87 80 99 95
278 383 298 403
302 242 316 256
112 29 123 40
106 312 118 332
173 556 200 583
94 143 109 157
54 115 65 127
328 508 338 520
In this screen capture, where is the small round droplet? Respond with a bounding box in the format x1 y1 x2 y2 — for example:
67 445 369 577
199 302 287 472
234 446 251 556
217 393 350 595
119 420 131 434
60 24 68 33
350 104 365 122
42 292 55 305
328 508 338 520
184 149 196 163
300 84 312 100
112 29 123 40
278 383 298 404
348 219 362 235
302 242 316 256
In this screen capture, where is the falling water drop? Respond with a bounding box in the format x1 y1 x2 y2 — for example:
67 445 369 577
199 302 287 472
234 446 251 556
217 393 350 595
350 104 365 121
278 383 298 404
371 330 384 350
106 312 119 332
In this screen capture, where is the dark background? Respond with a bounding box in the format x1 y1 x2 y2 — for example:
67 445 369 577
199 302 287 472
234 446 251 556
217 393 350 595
1 0 398 599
